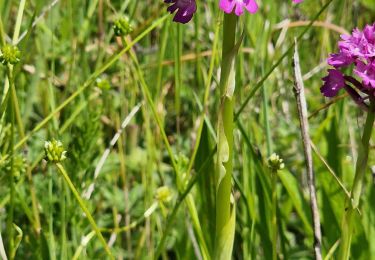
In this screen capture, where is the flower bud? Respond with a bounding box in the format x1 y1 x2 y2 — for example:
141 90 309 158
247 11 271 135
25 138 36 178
268 153 285 172
155 186 172 203
4 154 26 182
113 17 133 37
96 78 111 90
0 44 21 65
44 139 67 163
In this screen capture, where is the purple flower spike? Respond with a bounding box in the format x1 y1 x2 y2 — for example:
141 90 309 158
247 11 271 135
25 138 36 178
164 0 197 24
321 69 346 97
321 22 375 103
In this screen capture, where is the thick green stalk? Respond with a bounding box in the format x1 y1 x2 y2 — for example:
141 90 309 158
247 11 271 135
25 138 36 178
339 100 375 260
214 13 237 260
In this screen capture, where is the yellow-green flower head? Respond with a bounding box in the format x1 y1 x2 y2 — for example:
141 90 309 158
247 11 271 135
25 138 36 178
44 139 67 163
268 153 285 172
0 44 21 65
113 17 133 37
4 154 26 182
155 186 172 203
96 78 111 90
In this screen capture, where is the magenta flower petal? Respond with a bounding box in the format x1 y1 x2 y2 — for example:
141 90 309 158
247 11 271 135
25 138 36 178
335 23 375 60
218 0 300 16
363 23 375 44
164 0 197 24
355 61 375 89
219 0 236 14
219 0 258 16
327 53 354 68
321 69 346 97
244 0 258 13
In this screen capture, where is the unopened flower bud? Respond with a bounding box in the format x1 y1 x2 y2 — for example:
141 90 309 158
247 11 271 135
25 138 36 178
96 78 111 90
0 44 21 65
1 154 26 182
44 139 67 163
113 17 133 37
155 186 172 203
268 153 285 172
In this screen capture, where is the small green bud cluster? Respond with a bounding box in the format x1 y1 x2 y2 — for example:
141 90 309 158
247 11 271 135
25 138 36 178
268 153 285 172
4 154 26 182
96 78 111 90
113 17 133 37
0 44 21 65
155 186 172 203
44 139 67 163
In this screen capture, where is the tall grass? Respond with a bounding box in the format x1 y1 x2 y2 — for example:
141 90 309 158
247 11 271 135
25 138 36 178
0 0 374 259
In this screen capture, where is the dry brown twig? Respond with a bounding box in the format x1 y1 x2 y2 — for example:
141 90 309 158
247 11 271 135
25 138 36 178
292 39 323 260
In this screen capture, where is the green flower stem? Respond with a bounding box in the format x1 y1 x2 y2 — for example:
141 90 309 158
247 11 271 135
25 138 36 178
8 100 15 259
48 170 56 260
55 163 114 259
214 13 238 259
271 171 278 260
339 99 375 260
6 67 16 260
60 179 67 259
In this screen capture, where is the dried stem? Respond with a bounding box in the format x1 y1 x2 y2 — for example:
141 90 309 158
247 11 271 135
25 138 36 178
292 39 322 260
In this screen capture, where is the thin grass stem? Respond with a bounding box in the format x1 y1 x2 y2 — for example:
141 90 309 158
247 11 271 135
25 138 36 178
271 170 278 260
55 163 114 259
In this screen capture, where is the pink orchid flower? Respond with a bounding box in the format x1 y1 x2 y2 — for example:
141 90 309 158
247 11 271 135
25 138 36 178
219 0 302 16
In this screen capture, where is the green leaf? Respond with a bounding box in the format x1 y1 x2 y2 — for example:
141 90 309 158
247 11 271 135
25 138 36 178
278 170 313 235
12 223 23 254
361 0 375 10
214 202 236 260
